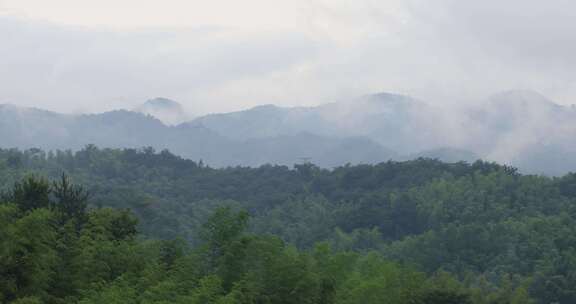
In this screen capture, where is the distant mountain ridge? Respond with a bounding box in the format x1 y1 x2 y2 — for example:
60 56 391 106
188 92 435 154
1 90 576 174
0 101 397 168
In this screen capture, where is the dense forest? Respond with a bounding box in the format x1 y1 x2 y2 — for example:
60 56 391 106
2 146 576 302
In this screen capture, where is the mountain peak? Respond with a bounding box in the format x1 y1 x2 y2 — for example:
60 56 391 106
359 92 424 108
135 98 189 125
490 90 558 107
364 92 411 101
0 103 32 111
139 98 184 111
0 103 63 117
249 104 284 112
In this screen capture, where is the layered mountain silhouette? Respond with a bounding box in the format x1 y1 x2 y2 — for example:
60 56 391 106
1 90 576 174
188 93 434 154
0 101 397 168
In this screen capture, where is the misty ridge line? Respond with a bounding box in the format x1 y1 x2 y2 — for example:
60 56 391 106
1 89 576 176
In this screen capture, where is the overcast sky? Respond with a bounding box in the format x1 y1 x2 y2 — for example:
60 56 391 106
1 0 575 115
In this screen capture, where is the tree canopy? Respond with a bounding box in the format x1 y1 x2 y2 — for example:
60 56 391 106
1 146 576 302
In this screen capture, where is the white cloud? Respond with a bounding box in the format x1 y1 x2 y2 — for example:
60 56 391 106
0 16 317 113
1 0 576 115
0 0 307 31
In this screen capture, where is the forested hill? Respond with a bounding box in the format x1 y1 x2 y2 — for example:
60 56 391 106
2 146 576 302
0 178 530 304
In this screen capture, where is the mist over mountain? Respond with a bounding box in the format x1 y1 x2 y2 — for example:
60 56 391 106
134 97 190 125
462 90 576 175
0 102 394 168
188 93 434 154
2 90 576 175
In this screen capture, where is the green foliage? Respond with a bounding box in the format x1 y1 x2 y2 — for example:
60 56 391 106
51 173 89 226
0 175 140 303
11 175 51 212
0 175 526 303
3 147 576 302
0 205 57 302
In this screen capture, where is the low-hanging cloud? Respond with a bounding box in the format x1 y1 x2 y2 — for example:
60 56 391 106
1 0 576 114
0 16 318 114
